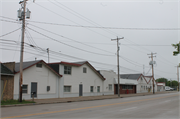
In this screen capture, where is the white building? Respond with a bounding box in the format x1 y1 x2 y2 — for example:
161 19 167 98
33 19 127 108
157 82 165 91
49 61 106 97
99 70 138 94
120 74 157 93
13 60 62 100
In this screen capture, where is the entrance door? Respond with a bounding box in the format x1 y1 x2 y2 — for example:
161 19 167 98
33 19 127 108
1 80 4 100
114 84 118 94
79 84 83 96
31 82 37 97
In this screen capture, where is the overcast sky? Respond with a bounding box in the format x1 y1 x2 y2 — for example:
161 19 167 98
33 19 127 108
0 0 179 81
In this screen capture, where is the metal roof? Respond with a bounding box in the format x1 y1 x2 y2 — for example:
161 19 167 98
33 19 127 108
120 74 142 80
15 60 41 73
1 63 14 75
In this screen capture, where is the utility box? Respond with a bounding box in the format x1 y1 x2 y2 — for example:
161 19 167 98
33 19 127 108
26 8 31 19
17 9 22 18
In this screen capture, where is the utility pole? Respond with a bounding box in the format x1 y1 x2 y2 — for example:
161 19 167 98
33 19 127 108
47 48 49 63
177 65 179 91
143 65 145 75
148 52 156 94
17 0 30 102
111 37 124 98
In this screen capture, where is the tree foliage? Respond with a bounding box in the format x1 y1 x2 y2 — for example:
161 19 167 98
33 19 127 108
156 78 178 87
156 78 168 85
172 43 179 56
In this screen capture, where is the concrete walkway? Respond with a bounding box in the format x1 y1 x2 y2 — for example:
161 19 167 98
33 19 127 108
1 91 176 107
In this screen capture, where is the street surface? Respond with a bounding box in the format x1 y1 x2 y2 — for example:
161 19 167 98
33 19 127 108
1 92 179 119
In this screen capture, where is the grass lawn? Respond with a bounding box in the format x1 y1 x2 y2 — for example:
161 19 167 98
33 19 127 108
1 99 35 105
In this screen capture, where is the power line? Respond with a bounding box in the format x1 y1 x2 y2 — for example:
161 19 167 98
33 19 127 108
0 27 21 37
29 24 114 54
34 3 111 39
27 26 114 56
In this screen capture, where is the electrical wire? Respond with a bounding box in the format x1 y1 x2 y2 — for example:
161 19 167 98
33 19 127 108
0 27 21 37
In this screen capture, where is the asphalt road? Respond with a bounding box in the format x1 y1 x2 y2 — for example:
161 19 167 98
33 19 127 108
1 92 179 119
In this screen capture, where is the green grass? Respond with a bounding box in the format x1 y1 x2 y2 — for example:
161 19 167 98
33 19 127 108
1 99 35 105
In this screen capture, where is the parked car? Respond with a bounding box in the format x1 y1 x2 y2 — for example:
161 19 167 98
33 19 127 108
165 86 174 91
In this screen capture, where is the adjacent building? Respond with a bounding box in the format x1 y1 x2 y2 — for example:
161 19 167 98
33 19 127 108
1 62 15 100
13 60 62 100
121 74 157 93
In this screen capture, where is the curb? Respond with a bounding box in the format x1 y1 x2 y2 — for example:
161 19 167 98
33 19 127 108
1 91 177 108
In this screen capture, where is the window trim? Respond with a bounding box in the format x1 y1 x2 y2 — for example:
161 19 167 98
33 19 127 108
109 84 112 91
90 86 93 92
22 84 28 94
64 86 71 92
97 86 100 92
36 63 42 68
83 67 87 73
64 66 72 75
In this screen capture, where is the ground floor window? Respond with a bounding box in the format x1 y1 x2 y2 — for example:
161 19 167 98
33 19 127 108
97 86 100 92
90 86 93 92
122 85 133 89
64 86 71 92
22 85 28 94
109 84 112 91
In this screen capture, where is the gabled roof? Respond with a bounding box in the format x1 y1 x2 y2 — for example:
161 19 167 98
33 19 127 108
48 61 105 80
15 60 62 77
120 73 142 80
1 63 14 76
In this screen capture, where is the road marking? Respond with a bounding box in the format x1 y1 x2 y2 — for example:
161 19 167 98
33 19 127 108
120 107 137 111
1 94 179 119
159 100 172 104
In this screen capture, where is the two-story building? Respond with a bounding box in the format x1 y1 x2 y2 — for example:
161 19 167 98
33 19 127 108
48 61 106 97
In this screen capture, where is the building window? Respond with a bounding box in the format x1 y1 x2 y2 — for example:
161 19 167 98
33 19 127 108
90 86 93 92
64 66 71 74
97 86 100 92
36 63 42 68
109 84 112 91
128 85 133 89
122 85 133 90
64 86 71 92
22 85 28 94
83 67 87 73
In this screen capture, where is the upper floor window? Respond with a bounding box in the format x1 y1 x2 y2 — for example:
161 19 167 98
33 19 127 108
83 67 87 73
36 63 42 68
64 66 71 74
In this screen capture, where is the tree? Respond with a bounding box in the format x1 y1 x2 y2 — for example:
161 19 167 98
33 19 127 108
156 78 168 86
172 42 180 56
165 80 178 88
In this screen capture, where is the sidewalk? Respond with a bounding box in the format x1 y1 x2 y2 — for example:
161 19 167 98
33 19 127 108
1 91 177 107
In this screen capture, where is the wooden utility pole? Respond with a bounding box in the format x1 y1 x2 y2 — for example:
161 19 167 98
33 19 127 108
111 37 124 98
47 48 49 63
177 66 179 91
148 52 156 94
18 0 27 102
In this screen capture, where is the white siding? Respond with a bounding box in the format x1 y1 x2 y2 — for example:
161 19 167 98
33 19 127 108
99 70 115 95
137 76 157 93
14 63 61 99
61 64 104 97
